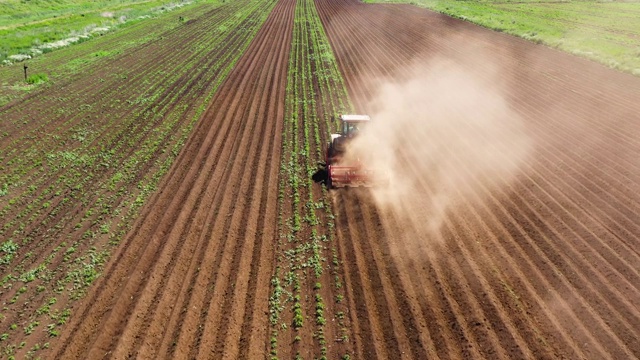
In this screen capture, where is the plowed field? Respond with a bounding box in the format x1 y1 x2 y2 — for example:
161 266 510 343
316 0 640 359
2 0 638 359
50 0 294 358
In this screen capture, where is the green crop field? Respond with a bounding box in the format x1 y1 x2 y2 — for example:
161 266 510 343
0 0 198 64
366 0 640 75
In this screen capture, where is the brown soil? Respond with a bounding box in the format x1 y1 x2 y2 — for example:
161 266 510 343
0 1 279 358
316 0 640 359
23 0 639 359
48 0 295 358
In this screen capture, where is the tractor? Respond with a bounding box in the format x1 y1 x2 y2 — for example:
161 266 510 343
325 114 375 188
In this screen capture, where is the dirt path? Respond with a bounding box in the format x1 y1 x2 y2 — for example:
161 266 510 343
316 0 640 358
49 0 295 358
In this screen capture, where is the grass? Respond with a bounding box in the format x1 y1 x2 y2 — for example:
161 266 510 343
365 0 640 75
0 2 214 107
26 73 49 85
0 0 198 64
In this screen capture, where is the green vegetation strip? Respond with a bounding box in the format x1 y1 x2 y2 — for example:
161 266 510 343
269 0 354 358
0 1 214 107
366 0 640 75
0 0 277 357
0 0 201 64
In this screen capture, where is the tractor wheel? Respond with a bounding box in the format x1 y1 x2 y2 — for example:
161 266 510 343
326 142 333 162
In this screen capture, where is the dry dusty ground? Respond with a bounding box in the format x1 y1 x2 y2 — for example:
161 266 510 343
317 0 640 358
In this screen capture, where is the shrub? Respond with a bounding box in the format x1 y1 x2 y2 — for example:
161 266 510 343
26 73 48 85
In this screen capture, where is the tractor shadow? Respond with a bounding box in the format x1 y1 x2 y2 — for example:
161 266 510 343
312 166 328 186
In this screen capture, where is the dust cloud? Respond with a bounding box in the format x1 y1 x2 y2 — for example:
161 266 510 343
348 57 533 237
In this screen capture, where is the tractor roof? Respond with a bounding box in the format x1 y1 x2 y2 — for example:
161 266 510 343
340 114 370 122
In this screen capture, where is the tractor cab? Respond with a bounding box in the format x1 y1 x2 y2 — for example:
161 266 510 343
325 114 373 188
340 114 370 138
331 114 371 152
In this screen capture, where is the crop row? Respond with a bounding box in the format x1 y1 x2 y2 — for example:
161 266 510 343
0 0 190 64
268 0 354 358
0 0 277 357
0 1 226 108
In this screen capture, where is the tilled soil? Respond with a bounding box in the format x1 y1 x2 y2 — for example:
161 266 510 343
0 1 279 358
49 0 295 358
316 0 640 359
37 0 640 359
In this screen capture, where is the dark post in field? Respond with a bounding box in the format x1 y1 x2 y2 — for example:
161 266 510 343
24 64 28 82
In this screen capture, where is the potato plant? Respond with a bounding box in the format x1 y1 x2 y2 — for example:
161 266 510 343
0 0 277 357
269 0 354 358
